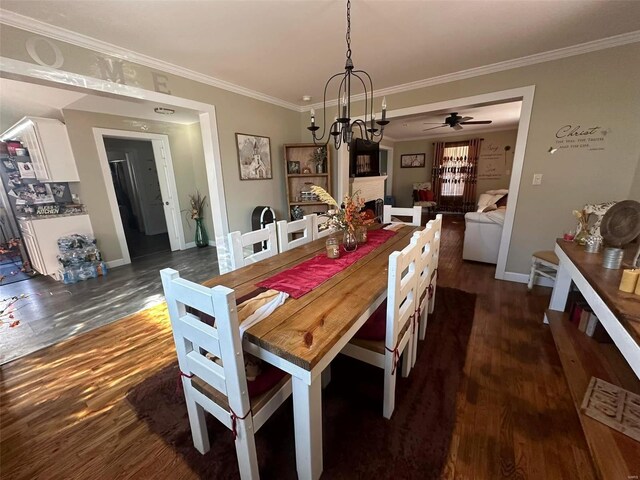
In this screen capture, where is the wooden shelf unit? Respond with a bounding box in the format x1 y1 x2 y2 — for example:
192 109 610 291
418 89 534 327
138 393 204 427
546 310 640 478
283 144 332 221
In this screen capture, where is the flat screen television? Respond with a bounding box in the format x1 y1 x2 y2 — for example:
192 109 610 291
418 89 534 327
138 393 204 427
349 138 380 177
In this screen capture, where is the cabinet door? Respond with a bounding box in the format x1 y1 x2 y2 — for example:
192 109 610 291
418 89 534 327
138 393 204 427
21 125 50 181
22 232 47 275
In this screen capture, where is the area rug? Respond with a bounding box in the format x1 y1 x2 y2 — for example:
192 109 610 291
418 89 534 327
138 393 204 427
126 287 476 479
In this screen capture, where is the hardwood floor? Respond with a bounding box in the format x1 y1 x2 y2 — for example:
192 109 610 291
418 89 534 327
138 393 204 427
0 217 598 479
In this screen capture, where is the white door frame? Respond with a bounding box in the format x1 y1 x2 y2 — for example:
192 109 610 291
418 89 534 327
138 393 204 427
0 57 232 272
94 129 185 264
337 85 536 282
379 145 394 197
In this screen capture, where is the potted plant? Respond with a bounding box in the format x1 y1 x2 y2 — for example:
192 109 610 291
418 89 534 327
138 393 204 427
311 147 327 174
188 191 208 248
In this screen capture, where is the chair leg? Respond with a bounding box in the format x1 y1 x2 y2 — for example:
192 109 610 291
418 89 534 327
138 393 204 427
428 282 437 315
234 415 260 480
527 259 537 290
401 345 412 378
383 353 397 419
184 391 210 454
418 302 428 341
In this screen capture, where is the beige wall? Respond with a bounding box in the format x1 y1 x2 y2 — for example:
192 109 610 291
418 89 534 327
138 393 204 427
0 24 303 246
629 158 640 201
306 43 640 274
391 129 517 207
62 110 209 261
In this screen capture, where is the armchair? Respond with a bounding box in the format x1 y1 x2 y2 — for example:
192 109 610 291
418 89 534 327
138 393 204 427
412 182 437 213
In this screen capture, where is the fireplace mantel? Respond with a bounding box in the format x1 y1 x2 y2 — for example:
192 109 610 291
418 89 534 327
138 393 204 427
349 175 387 202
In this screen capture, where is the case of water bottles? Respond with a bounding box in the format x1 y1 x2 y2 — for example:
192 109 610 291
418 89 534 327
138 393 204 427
57 234 108 284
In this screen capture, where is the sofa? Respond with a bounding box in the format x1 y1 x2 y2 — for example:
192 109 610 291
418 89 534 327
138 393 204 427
462 190 508 264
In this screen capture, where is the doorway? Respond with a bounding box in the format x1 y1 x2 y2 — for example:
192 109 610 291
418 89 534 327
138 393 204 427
95 130 185 265
104 138 170 260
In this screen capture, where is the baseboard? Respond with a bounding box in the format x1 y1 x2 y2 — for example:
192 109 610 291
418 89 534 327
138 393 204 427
502 271 554 288
184 241 196 249
208 240 216 247
106 258 127 269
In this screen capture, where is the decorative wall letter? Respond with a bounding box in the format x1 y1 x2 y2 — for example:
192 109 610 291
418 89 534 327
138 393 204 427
96 56 126 84
151 72 172 94
25 37 64 68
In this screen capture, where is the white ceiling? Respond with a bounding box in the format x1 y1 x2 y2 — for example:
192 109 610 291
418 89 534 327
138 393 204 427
384 101 522 141
0 77 200 132
2 1 639 107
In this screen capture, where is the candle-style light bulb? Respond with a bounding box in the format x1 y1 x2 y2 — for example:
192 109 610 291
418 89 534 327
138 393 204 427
341 93 347 118
371 114 376 130
381 96 387 121
310 108 315 126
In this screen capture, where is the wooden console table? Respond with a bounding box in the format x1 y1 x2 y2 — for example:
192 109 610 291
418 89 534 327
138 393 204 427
545 239 640 478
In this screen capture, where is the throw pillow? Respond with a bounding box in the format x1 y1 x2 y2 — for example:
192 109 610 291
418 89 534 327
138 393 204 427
425 189 434 201
496 194 508 208
418 189 428 201
483 204 497 212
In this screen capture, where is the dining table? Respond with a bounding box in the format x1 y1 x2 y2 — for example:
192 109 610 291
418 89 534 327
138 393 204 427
202 224 418 479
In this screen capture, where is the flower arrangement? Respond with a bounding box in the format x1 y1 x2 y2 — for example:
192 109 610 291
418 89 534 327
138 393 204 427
311 147 327 167
189 191 207 221
572 209 589 234
311 185 373 233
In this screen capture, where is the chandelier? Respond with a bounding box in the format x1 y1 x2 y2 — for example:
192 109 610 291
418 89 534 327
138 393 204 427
307 0 389 150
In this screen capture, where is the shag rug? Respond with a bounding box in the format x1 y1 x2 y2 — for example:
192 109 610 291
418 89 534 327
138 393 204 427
126 287 476 479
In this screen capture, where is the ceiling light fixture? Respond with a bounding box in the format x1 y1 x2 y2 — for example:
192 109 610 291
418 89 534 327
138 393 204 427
302 95 312 102
307 0 388 150
154 107 175 115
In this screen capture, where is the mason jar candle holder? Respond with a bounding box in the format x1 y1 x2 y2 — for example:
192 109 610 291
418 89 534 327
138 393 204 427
326 236 340 259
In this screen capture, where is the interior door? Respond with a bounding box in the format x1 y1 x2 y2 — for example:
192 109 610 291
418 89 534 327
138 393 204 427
150 140 181 251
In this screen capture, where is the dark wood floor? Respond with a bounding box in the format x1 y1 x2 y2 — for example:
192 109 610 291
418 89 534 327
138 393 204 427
0 245 218 364
0 217 598 479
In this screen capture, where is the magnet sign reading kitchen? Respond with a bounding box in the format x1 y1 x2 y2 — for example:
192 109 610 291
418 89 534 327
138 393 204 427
553 124 610 153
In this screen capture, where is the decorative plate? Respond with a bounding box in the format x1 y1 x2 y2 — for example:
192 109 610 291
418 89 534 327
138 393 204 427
600 200 640 247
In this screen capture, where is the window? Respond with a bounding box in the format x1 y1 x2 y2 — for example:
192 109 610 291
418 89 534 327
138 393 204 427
440 144 469 197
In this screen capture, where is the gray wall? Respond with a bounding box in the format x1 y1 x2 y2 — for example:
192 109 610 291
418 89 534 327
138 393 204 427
306 43 640 274
391 130 517 207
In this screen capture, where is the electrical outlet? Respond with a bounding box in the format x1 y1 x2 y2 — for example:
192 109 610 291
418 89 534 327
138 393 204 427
532 173 543 185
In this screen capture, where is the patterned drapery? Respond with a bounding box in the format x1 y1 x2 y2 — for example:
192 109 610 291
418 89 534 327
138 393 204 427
462 138 482 212
431 142 446 204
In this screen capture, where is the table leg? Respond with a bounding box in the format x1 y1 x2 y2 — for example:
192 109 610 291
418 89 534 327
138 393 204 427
292 375 323 480
547 260 572 323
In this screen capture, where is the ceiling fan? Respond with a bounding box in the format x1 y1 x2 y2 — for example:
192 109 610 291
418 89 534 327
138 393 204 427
423 112 492 131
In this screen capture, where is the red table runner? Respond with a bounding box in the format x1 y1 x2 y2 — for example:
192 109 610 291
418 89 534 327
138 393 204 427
256 229 397 299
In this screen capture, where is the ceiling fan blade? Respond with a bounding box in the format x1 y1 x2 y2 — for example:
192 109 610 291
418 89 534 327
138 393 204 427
460 120 492 125
422 125 448 131
459 116 473 122
453 124 464 131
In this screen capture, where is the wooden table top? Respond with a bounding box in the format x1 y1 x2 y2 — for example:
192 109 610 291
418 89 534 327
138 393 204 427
203 226 417 371
556 239 640 343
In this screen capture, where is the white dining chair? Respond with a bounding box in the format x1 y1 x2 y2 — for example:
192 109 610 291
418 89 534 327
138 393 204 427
309 213 333 240
276 216 314 252
341 239 419 419
409 222 436 367
428 214 443 314
160 268 292 480
382 205 422 226
228 223 278 270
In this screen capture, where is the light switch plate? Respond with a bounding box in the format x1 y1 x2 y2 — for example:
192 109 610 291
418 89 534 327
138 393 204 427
532 173 543 185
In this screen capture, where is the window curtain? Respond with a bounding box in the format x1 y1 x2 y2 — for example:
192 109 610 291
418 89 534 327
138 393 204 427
462 138 482 212
431 141 446 204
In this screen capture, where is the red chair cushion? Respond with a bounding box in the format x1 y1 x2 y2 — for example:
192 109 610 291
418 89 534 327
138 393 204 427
425 189 434 202
353 299 387 341
418 190 428 201
247 363 287 398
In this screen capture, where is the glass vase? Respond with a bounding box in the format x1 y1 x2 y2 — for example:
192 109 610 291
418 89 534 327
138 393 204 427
356 225 368 245
574 228 589 246
343 230 358 252
195 218 209 248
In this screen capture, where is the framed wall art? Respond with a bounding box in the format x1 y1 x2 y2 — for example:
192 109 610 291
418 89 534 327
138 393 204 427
235 133 272 180
400 153 426 168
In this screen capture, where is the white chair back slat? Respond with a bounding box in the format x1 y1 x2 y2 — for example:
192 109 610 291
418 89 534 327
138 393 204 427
386 241 418 342
228 223 278 270
276 215 314 252
186 350 228 395
178 312 221 358
411 223 436 302
160 268 251 418
383 205 422 226
431 214 442 267
310 213 333 240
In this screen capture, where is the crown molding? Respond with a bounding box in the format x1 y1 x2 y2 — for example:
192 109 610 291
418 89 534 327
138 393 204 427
2 8 638 115
304 29 640 112
0 9 304 112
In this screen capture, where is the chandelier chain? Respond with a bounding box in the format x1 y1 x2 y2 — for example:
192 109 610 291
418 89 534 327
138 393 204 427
346 0 351 59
